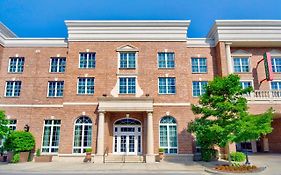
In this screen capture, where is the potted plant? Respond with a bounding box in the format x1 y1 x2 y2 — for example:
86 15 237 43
84 148 92 162
158 148 164 160
34 148 52 162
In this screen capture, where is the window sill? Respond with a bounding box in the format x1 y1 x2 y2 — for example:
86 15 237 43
191 72 208 74
234 72 252 74
158 93 176 95
4 96 20 98
49 72 65 74
7 72 23 74
47 96 63 98
119 68 136 70
158 68 175 70
77 94 94 96
78 67 96 69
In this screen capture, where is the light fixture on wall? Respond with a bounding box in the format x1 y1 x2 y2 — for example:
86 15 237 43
24 124 30 132
126 114 130 118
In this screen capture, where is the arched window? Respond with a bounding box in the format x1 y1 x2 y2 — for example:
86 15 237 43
73 116 92 153
159 116 178 154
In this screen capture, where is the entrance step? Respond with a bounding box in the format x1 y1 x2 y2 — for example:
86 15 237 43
104 155 144 163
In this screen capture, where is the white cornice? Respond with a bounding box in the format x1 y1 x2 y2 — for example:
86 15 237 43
186 38 215 47
65 20 190 41
0 22 17 38
208 20 281 47
4 38 68 47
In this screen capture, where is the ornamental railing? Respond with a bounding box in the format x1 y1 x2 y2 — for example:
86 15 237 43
244 90 281 101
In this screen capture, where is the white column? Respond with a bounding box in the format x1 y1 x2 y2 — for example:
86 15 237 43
94 111 105 163
146 111 155 163
225 42 233 74
251 140 257 153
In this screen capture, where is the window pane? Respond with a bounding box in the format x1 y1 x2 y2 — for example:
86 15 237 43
158 53 166 68
272 58 281 73
192 81 200 97
128 53 136 68
79 53 87 68
73 116 92 153
166 53 175 68
160 126 168 147
58 58 66 72
88 53 96 68
78 78 86 94
120 53 127 68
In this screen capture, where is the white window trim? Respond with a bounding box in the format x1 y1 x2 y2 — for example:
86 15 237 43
272 57 281 73
72 118 92 154
41 120 61 155
158 77 176 95
47 81 64 97
7 119 17 130
118 52 137 69
240 80 254 89
4 81 21 97
49 57 66 73
232 57 250 73
192 81 208 97
157 52 175 68
77 77 95 95
78 52 95 69
159 117 178 154
269 80 281 90
118 77 136 94
8 57 24 73
191 58 207 73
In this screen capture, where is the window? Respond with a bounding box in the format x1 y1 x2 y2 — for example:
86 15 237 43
158 77 176 94
159 116 178 154
79 52 96 68
77 78 95 94
120 52 136 68
272 58 281 73
271 81 281 90
191 58 207 73
50 57 66 73
42 120 61 154
240 81 252 89
192 81 208 97
8 120 17 131
8 57 24 73
48 81 64 97
73 116 92 153
158 52 175 68
5 81 21 97
233 57 250 73
119 77 136 94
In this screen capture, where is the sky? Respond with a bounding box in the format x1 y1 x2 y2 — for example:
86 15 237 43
0 0 281 38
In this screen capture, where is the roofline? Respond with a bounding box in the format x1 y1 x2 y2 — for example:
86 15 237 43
0 22 17 38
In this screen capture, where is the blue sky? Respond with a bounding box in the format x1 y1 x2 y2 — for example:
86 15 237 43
1 0 281 38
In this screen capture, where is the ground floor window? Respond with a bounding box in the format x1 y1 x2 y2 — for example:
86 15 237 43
42 120 61 153
73 116 92 153
159 116 178 154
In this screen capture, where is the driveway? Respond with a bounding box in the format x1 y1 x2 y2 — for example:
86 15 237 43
248 153 281 175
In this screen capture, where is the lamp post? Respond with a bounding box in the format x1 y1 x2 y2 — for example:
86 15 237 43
245 151 250 165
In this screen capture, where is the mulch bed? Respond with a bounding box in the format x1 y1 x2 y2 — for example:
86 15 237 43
214 164 258 173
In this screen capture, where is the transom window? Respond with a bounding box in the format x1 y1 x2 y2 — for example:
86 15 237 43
8 57 24 73
240 81 252 89
233 57 250 73
42 120 61 154
158 52 175 68
8 119 17 131
272 58 281 73
191 58 207 73
119 77 136 94
5 81 22 97
50 57 66 73
73 116 92 153
159 116 178 154
271 81 281 90
48 81 64 97
158 77 176 94
192 81 208 97
79 52 96 68
77 78 95 94
119 52 136 68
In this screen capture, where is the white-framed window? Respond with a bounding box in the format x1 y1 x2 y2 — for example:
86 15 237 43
48 81 64 97
119 52 136 68
271 81 281 90
119 77 136 94
42 120 61 154
158 77 176 94
159 116 178 154
192 81 208 97
272 58 281 73
50 57 66 73
79 52 96 68
73 116 92 154
8 119 17 131
240 81 253 89
5 81 22 97
158 52 175 68
8 57 25 73
233 57 250 73
191 58 207 73
77 78 95 95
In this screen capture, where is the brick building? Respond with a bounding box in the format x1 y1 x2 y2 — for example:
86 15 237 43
0 20 280 163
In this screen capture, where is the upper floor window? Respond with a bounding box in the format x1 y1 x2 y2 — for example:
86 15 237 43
77 78 95 95
119 77 136 94
48 81 64 97
192 81 207 97
8 57 24 73
79 52 96 68
8 119 17 131
240 81 252 89
233 57 250 73
5 81 21 97
50 57 66 73
158 77 176 94
271 81 281 90
158 52 175 68
191 58 207 73
272 58 281 73
120 52 136 68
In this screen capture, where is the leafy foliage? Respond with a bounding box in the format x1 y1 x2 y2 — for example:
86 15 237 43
11 152 20 163
36 149 41 157
201 148 218 162
230 152 246 162
4 131 35 152
188 74 273 160
85 148 92 153
0 110 10 140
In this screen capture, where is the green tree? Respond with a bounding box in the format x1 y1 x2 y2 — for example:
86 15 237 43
0 110 10 140
188 74 273 161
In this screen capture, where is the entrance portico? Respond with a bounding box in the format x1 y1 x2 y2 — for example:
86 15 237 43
94 97 154 163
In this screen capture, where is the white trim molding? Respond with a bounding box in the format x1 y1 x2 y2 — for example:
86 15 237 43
186 38 215 47
4 38 68 48
65 20 190 41
0 104 63 108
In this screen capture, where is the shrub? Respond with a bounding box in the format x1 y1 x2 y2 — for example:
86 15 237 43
36 149 41 157
230 152 246 162
158 148 164 153
201 148 218 161
4 131 35 152
11 152 20 163
85 148 92 153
